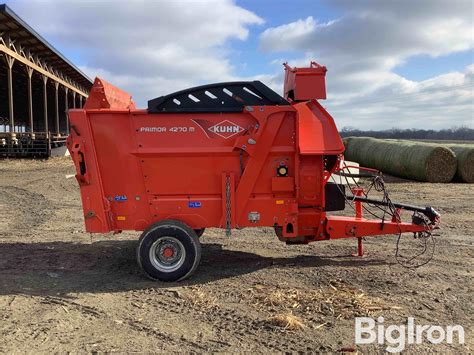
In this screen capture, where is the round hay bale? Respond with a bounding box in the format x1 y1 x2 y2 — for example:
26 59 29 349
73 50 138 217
447 145 474 183
343 137 457 183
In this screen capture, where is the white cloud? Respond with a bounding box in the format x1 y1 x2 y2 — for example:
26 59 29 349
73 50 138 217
328 67 473 129
260 17 323 52
8 0 473 129
11 0 263 106
259 0 473 129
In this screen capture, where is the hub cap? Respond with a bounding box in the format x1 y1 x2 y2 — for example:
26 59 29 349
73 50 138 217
149 237 186 273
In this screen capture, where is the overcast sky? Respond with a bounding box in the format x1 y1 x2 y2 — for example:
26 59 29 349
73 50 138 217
7 0 473 130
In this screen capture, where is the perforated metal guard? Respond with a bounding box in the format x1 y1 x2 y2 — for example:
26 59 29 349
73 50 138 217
147 81 290 113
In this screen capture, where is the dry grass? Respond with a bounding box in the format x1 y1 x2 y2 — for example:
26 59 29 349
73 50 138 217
266 313 305 331
183 286 218 310
248 279 399 321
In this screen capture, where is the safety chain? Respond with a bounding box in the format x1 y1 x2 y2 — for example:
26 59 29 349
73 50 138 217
225 175 232 236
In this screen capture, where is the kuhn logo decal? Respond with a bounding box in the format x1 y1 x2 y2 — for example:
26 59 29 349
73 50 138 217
191 119 245 139
208 120 244 138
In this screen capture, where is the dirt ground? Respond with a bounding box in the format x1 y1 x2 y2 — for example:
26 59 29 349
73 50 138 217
0 158 472 353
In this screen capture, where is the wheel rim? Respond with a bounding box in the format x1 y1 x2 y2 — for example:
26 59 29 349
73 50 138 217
149 236 186 273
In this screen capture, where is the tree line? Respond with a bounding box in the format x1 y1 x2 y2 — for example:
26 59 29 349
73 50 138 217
339 126 474 141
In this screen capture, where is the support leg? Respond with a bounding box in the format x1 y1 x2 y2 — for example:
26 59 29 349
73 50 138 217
350 237 365 257
352 188 365 257
54 81 60 136
26 67 34 138
5 54 15 137
42 75 49 137
65 88 69 135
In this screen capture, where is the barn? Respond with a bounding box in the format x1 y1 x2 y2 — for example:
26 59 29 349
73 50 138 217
0 4 92 157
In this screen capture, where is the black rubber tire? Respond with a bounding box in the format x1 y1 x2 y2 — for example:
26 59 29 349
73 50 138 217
137 220 201 282
194 228 205 238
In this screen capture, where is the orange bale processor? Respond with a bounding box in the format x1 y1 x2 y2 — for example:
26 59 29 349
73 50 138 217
67 62 439 281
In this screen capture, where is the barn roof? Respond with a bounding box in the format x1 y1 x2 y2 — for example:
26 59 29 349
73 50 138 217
0 4 92 90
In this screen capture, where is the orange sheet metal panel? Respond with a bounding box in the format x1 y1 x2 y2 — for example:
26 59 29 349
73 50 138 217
284 61 327 101
271 177 295 192
84 77 135 110
297 100 345 155
68 104 302 233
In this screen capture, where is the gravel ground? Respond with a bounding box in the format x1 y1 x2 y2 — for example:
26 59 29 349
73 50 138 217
0 158 472 353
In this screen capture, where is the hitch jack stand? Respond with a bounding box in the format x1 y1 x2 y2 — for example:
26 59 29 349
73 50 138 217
352 237 365 257
352 188 366 257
